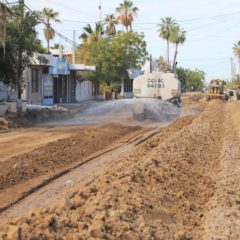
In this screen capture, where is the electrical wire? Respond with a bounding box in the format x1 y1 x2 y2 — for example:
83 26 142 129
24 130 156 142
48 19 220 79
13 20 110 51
6 1 240 70
196 59 230 69
44 0 98 18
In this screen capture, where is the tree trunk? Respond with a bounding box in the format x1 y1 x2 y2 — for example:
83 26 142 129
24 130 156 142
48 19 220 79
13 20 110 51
167 40 170 70
125 12 128 32
239 58 240 75
173 43 179 74
17 0 24 101
47 19 50 53
47 38 50 54
17 50 23 100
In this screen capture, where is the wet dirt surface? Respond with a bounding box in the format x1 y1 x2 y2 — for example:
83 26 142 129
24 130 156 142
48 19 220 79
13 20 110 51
1 96 240 239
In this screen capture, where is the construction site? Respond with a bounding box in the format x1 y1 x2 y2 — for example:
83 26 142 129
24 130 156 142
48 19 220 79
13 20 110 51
1 0 240 239
0 93 240 239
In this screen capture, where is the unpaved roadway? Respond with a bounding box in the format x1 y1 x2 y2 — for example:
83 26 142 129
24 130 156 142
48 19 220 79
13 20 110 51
0 124 144 212
1 96 240 239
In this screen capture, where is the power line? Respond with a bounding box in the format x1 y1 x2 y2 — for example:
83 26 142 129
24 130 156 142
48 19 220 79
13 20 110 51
59 10 240 26
196 59 230 69
60 13 240 38
44 0 98 18
115 11 240 26
188 21 240 43
61 19 95 24
178 57 232 62
177 11 240 23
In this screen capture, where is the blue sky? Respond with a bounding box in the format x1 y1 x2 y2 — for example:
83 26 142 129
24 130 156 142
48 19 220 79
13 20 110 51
25 0 240 81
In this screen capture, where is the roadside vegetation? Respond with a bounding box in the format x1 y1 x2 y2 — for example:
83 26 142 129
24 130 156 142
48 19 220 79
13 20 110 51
157 17 205 92
0 0 148 100
226 41 240 89
41 8 61 53
0 0 207 99
0 3 44 99
177 68 205 92
79 0 148 97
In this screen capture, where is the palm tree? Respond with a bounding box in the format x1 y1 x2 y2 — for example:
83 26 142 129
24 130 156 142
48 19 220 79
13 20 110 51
104 14 118 36
80 23 104 44
233 41 240 73
116 0 138 32
41 8 61 53
171 26 186 74
0 3 12 58
159 56 168 73
157 17 177 68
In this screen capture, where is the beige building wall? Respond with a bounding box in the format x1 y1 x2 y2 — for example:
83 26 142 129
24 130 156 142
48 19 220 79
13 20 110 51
23 67 43 105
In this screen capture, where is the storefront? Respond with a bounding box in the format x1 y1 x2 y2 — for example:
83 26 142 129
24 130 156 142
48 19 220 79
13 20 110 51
50 57 72 104
23 53 98 105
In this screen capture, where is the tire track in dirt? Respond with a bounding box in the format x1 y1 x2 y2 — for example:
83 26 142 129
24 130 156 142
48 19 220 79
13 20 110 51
0 124 144 215
0 127 155 215
0 124 140 192
203 102 240 240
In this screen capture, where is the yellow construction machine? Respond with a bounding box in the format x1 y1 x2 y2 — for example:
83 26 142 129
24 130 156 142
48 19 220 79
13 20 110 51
206 79 229 101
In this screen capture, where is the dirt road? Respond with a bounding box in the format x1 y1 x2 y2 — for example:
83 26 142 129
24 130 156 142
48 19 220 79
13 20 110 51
0 126 88 163
1 97 240 239
0 124 144 212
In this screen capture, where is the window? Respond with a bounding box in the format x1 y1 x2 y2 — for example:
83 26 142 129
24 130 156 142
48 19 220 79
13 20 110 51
32 69 40 92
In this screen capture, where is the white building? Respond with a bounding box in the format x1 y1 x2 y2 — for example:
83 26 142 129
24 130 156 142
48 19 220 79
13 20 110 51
22 52 98 105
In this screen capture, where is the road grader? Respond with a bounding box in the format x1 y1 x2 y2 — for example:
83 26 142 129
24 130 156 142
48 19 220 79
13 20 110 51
206 79 229 101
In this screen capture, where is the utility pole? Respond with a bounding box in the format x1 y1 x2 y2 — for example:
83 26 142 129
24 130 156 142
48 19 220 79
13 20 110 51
231 57 234 81
99 0 102 22
19 0 24 8
150 54 152 73
72 30 76 64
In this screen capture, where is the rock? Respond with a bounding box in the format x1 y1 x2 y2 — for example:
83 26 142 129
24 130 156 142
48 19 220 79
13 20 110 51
61 198 75 210
88 222 104 238
236 199 240 204
176 191 184 198
152 158 161 167
89 228 104 238
5 225 19 239
79 192 88 200
0 117 8 129
48 215 57 231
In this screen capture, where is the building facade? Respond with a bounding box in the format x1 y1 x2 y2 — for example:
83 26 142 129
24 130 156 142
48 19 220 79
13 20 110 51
23 52 97 105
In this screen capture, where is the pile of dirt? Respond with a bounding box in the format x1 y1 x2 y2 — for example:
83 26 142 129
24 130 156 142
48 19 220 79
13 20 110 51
7 114 32 128
0 114 33 130
0 101 225 239
0 118 8 130
181 92 207 114
203 102 240 239
0 124 140 192
26 103 89 123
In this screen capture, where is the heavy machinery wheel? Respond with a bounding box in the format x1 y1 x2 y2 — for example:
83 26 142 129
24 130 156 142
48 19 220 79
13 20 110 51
224 94 229 101
133 113 145 121
170 98 181 108
206 95 210 101
133 102 145 122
